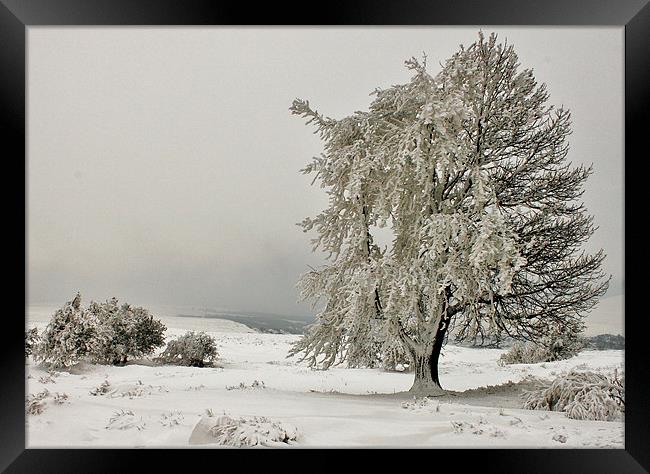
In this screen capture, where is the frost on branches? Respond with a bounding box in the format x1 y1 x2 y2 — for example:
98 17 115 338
498 327 584 365
288 32 609 395
34 293 166 368
34 293 99 368
523 370 624 421
25 327 40 358
158 331 219 367
88 298 167 365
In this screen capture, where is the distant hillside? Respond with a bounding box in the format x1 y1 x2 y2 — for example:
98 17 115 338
176 311 313 334
583 334 625 350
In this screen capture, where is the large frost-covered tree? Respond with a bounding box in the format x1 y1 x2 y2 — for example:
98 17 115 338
289 32 608 394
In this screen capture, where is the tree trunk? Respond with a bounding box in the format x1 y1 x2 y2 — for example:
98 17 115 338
430 315 450 388
408 314 450 395
409 350 444 395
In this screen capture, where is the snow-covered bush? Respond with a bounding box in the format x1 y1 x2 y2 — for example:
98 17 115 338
498 342 550 365
106 410 146 431
158 331 218 367
25 389 69 414
544 330 585 361
522 370 624 421
89 298 167 365
33 293 99 368
34 293 166 367
89 380 112 396
189 414 298 447
26 389 50 415
38 374 56 384
498 331 583 366
52 392 69 405
25 327 40 357
107 381 169 399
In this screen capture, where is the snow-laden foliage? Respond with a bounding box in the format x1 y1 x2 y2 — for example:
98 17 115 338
34 293 100 368
38 374 56 384
158 331 218 367
289 31 608 394
498 329 583 365
498 342 550 365
522 370 624 421
88 298 167 365
89 380 112 396
25 327 40 358
25 389 69 414
107 381 169 399
34 293 166 367
106 410 146 431
189 415 299 447
26 389 50 415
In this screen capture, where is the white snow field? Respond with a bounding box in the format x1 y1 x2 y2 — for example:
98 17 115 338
26 315 624 448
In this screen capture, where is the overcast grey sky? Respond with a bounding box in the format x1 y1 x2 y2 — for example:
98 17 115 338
27 27 624 317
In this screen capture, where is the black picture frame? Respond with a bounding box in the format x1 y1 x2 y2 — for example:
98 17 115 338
2 0 645 471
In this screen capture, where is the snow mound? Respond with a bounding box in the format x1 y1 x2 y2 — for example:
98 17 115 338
522 370 624 421
188 414 299 447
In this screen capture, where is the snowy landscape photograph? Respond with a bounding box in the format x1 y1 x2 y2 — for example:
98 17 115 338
26 27 624 449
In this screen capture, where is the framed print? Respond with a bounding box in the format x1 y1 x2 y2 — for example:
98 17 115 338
1 0 646 471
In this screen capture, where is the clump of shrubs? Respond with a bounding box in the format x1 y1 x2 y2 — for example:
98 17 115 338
158 331 218 367
522 369 624 421
498 332 584 366
25 389 69 415
33 293 166 368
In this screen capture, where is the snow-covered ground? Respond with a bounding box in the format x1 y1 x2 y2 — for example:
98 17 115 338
25 317 624 448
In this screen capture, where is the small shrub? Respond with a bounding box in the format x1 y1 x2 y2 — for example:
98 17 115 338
38 375 56 384
189 414 298 446
52 392 69 405
26 389 50 415
106 410 146 431
107 381 168 399
552 433 568 443
522 369 624 421
158 331 218 367
89 380 112 396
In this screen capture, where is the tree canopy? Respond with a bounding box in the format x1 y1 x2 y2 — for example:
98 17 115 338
289 32 609 394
